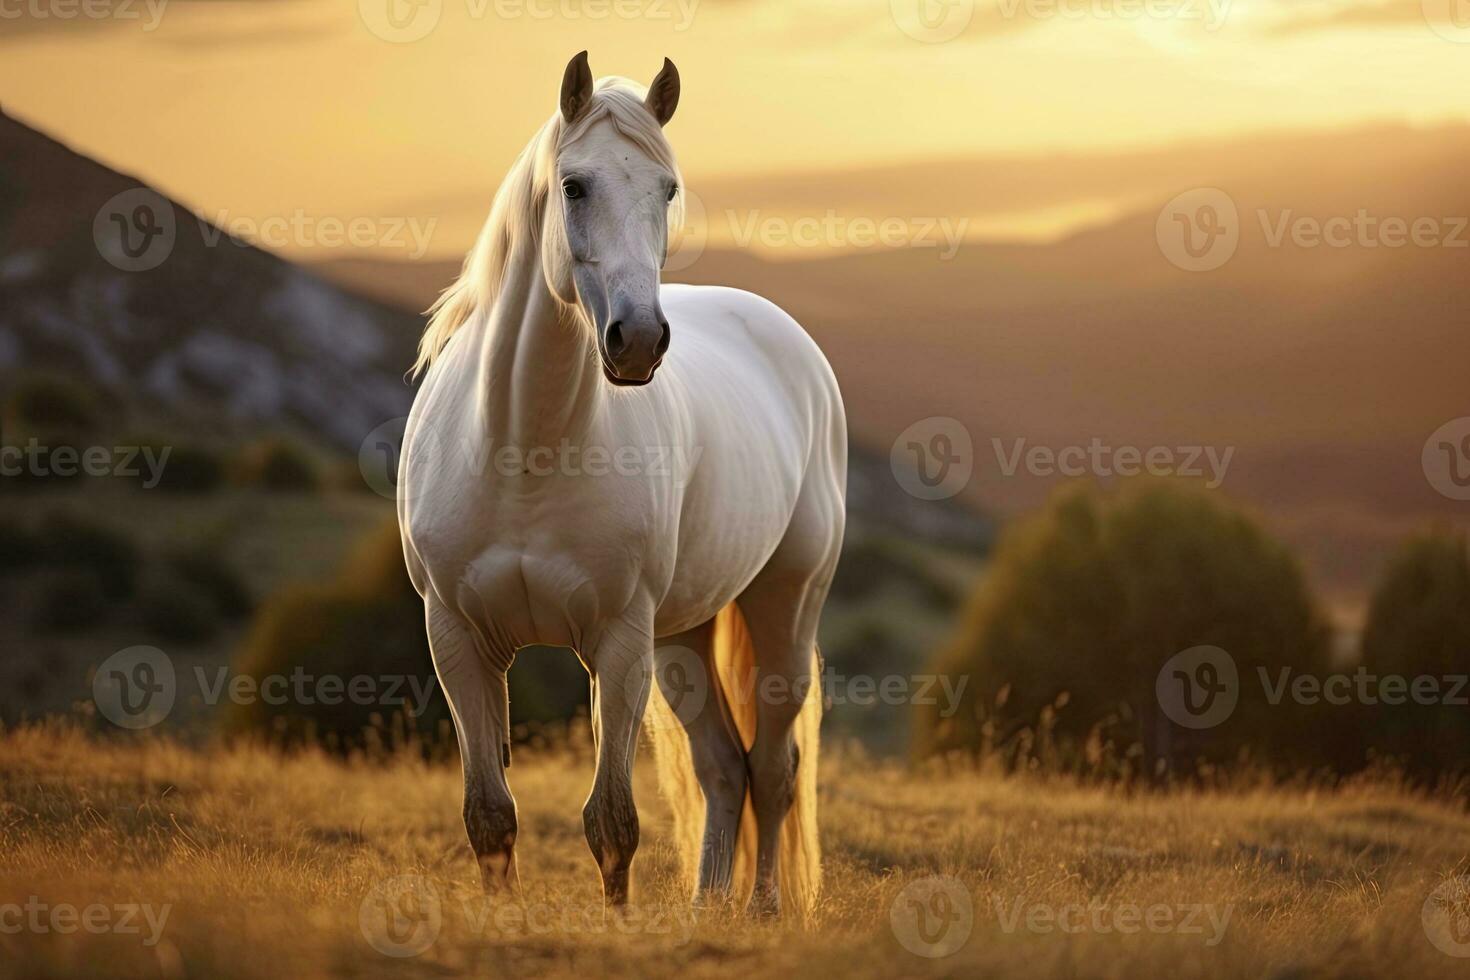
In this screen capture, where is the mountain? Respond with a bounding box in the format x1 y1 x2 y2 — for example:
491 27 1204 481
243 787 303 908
0 107 419 451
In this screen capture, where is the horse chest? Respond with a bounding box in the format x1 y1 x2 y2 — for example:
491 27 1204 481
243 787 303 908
436 495 661 650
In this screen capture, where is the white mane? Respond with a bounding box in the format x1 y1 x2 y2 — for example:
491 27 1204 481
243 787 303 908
412 77 684 377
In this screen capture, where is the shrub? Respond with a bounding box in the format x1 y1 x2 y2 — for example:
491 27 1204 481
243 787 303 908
233 438 321 492
915 481 1334 777
147 444 225 494
224 521 440 745
39 512 141 600
1359 529 1470 775
3 375 98 433
138 577 223 644
29 569 111 633
167 549 254 621
0 522 40 575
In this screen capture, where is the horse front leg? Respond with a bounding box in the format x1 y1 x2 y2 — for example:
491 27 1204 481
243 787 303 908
583 618 654 906
426 599 519 893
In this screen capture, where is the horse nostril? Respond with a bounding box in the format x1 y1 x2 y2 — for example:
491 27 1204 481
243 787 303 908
605 321 625 358
654 322 670 358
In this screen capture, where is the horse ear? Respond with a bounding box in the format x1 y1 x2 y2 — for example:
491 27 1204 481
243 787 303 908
644 57 679 127
560 50 593 123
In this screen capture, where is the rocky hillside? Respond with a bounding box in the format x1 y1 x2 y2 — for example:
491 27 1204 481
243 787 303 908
0 107 419 451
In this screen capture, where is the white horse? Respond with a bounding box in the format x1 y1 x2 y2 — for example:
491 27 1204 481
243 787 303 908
398 52 845 919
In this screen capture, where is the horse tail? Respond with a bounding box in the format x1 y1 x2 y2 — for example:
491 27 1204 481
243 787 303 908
648 604 757 904
774 638 823 920
711 602 762 909
648 667 707 899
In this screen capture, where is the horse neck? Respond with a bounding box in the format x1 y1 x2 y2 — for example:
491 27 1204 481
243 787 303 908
477 242 604 452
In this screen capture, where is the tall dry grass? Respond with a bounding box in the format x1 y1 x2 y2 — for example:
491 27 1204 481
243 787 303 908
1 722 1468 978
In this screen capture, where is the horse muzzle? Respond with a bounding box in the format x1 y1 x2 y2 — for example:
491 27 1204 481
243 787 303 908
600 312 670 387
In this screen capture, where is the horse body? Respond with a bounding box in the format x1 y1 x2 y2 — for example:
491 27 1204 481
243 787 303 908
398 54 844 918
403 283 840 647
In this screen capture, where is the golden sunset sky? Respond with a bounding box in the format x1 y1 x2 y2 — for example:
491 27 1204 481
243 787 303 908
2 0 1466 256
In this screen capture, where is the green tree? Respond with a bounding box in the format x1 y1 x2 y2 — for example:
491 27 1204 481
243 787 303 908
1360 529 1470 774
916 481 1334 776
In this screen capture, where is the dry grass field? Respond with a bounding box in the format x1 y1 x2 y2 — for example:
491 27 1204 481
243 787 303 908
3 724 1469 979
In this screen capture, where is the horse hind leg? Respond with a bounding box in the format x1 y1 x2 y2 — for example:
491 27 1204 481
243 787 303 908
426 599 518 892
738 492 840 919
651 618 750 906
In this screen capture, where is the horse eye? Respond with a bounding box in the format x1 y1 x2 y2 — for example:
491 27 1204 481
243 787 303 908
563 180 584 200
666 185 678 203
